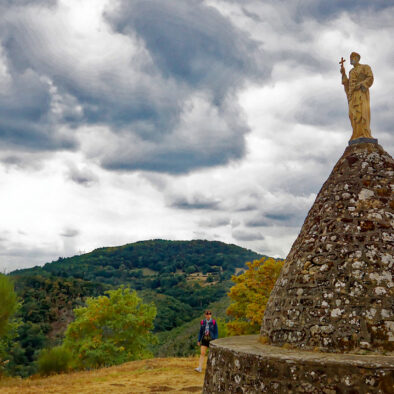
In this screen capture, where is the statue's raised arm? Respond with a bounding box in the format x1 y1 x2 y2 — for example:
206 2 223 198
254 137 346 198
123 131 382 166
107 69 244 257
340 52 374 141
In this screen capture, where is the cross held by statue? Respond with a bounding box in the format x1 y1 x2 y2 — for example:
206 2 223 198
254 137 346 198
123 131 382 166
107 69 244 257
339 57 346 66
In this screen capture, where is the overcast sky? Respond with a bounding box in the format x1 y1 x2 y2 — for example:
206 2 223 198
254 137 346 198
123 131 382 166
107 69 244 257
1 0 393 272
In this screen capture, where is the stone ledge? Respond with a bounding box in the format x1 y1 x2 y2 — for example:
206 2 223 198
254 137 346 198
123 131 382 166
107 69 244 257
203 336 394 393
209 336 394 367
348 137 378 145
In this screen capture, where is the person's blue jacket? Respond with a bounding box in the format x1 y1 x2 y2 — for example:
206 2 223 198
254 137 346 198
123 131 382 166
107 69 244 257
198 319 218 342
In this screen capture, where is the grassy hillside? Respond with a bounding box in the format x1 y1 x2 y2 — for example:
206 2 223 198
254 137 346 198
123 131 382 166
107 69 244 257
0 357 205 393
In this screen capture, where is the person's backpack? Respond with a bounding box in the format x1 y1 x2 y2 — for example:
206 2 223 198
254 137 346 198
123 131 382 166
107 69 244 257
201 319 216 341
201 319 216 340
201 319 216 326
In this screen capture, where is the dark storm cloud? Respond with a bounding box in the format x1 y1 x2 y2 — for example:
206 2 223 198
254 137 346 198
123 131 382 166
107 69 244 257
229 0 393 22
292 0 394 22
169 194 220 210
0 0 56 6
0 21 169 138
235 204 259 212
97 0 267 173
0 118 75 151
245 217 270 227
199 217 231 228
1 0 390 177
106 0 263 95
0 0 57 14
0 0 267 174
0 66 76 151
0 7 78 153
100 111 248 174
246 206 308 228
265 212 295 222
232 229 264 241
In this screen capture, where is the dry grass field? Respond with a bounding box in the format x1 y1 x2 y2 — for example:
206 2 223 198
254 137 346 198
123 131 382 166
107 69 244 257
0 357 205 393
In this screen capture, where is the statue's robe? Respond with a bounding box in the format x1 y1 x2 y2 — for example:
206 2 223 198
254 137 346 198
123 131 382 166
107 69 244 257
342 63 374 140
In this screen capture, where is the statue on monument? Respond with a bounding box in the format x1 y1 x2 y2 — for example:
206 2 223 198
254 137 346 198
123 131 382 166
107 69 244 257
340 52 374 140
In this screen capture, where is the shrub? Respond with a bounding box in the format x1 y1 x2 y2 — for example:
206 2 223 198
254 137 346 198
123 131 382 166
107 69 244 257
37 346 73 376
216 318 228 339
0 274 21 377
0 274 18 337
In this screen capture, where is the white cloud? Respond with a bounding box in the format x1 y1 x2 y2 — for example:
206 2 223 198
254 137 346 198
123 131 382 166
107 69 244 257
0 0 393 270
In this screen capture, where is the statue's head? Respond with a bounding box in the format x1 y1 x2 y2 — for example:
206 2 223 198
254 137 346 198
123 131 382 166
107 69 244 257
350 52 361 66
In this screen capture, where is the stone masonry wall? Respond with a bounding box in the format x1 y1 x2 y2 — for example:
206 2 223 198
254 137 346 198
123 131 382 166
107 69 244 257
261 143 393 352
203 336 394 394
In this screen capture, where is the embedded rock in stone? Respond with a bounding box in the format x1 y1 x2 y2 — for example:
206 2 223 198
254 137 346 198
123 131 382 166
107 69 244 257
261 142 394 353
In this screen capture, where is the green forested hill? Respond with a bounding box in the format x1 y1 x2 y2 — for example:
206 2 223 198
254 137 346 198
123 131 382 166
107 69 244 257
11 239 262 285
6 240 263 377
11 240 263 334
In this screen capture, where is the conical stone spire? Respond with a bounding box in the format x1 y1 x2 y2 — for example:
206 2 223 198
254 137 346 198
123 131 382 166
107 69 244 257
261 142 393 353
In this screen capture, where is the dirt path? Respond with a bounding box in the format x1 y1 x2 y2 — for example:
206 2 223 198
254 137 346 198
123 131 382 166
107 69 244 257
0 357 205 393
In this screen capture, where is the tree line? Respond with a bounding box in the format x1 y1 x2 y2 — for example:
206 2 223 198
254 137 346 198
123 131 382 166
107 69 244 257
1 240 283 377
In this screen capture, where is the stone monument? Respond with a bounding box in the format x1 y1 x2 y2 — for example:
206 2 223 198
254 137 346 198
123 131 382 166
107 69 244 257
203 54 393 393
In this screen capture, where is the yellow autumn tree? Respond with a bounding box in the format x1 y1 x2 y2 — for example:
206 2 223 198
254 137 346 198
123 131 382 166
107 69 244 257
226 257 284 335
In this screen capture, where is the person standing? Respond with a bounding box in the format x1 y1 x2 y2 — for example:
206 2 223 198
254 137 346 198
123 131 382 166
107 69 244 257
195 310 218 373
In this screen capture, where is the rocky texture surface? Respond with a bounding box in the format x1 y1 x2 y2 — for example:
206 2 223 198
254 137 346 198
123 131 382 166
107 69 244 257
203 142 394 393
203 336 394 393
261 142 393 352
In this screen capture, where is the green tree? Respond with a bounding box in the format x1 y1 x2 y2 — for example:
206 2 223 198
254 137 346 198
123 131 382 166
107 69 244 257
64 287 156 369
0 274 19 337
226 257 283 335
0 274 21 376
